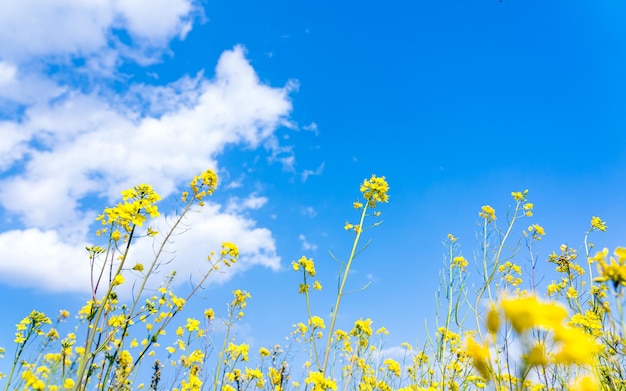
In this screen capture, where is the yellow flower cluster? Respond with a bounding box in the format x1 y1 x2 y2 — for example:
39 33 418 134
591 247 626 290
479 205 496 221
292 256 316 277
590 216 607 232
14 311 51 344
182 169 218 206
499 296 601 365
96 184 161 234
304 371 337 391
359 174 390 208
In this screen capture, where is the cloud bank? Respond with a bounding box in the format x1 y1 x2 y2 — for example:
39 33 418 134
0 0 293 293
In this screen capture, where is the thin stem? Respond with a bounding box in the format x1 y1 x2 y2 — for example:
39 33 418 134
321 202 369 374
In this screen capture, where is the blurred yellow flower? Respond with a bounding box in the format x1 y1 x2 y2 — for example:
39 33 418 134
479 205 496 221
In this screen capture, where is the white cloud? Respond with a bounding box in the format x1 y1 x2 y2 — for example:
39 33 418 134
0 1 297 294
226 194 269 214
0 47 294 292
125 203 280 292
0 228 91 292
0 46 293 233
0 0 198 64
0 61 16 85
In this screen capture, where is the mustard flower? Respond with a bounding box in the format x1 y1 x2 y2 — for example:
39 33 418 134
501 295 567 333
221 242 239 258
479 205 496 221
570 375 599 391
465 335 490 379
359 174 390 208
523 202 534 216
590 216 607 232
527 224 545 239
383 358 401 377
111 229 122 241
112 274 124 286
486 305 500 334
553 326 602 364
524 342 548 367
226 343 249 362
593 247 626 289
63 378 75 389
293 256 316 277
452 256 468 271
511 190 528 201
350 318 373 338
304 371 337 391
185 318 200 332
231 289 251 309
308 315 326 329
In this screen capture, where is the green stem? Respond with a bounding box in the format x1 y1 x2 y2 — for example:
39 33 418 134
73 226 135 391
439 241 455 389
321 202 369 374
304 276 322 371
475 202 521 337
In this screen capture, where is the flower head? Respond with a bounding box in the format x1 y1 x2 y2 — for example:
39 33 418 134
359 175 389 208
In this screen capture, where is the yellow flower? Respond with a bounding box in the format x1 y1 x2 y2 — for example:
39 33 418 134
293 256 316 277
308 316 326 329
304 371 337 391
376 327 389 335
63 378 75 389
111 230 121 241
524 342 548 366
511 191 524 201
185 318 200 332
501 296 567 333
590 216 607 232
383 358 401 377
111 274 124 286
452 256 468 270
553 326 601 365
570 375 599 391
479 205 496 221
486 305 500 334
359 174 390 208
593 247 626 289
465 335 490 379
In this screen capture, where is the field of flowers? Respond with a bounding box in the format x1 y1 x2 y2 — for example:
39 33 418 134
0 169 623 391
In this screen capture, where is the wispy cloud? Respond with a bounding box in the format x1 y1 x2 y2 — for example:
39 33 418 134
302 162 325 182
301 206 318 218
298 234 318 251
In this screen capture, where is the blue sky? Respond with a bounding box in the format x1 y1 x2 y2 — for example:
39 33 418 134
1 0 626 370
